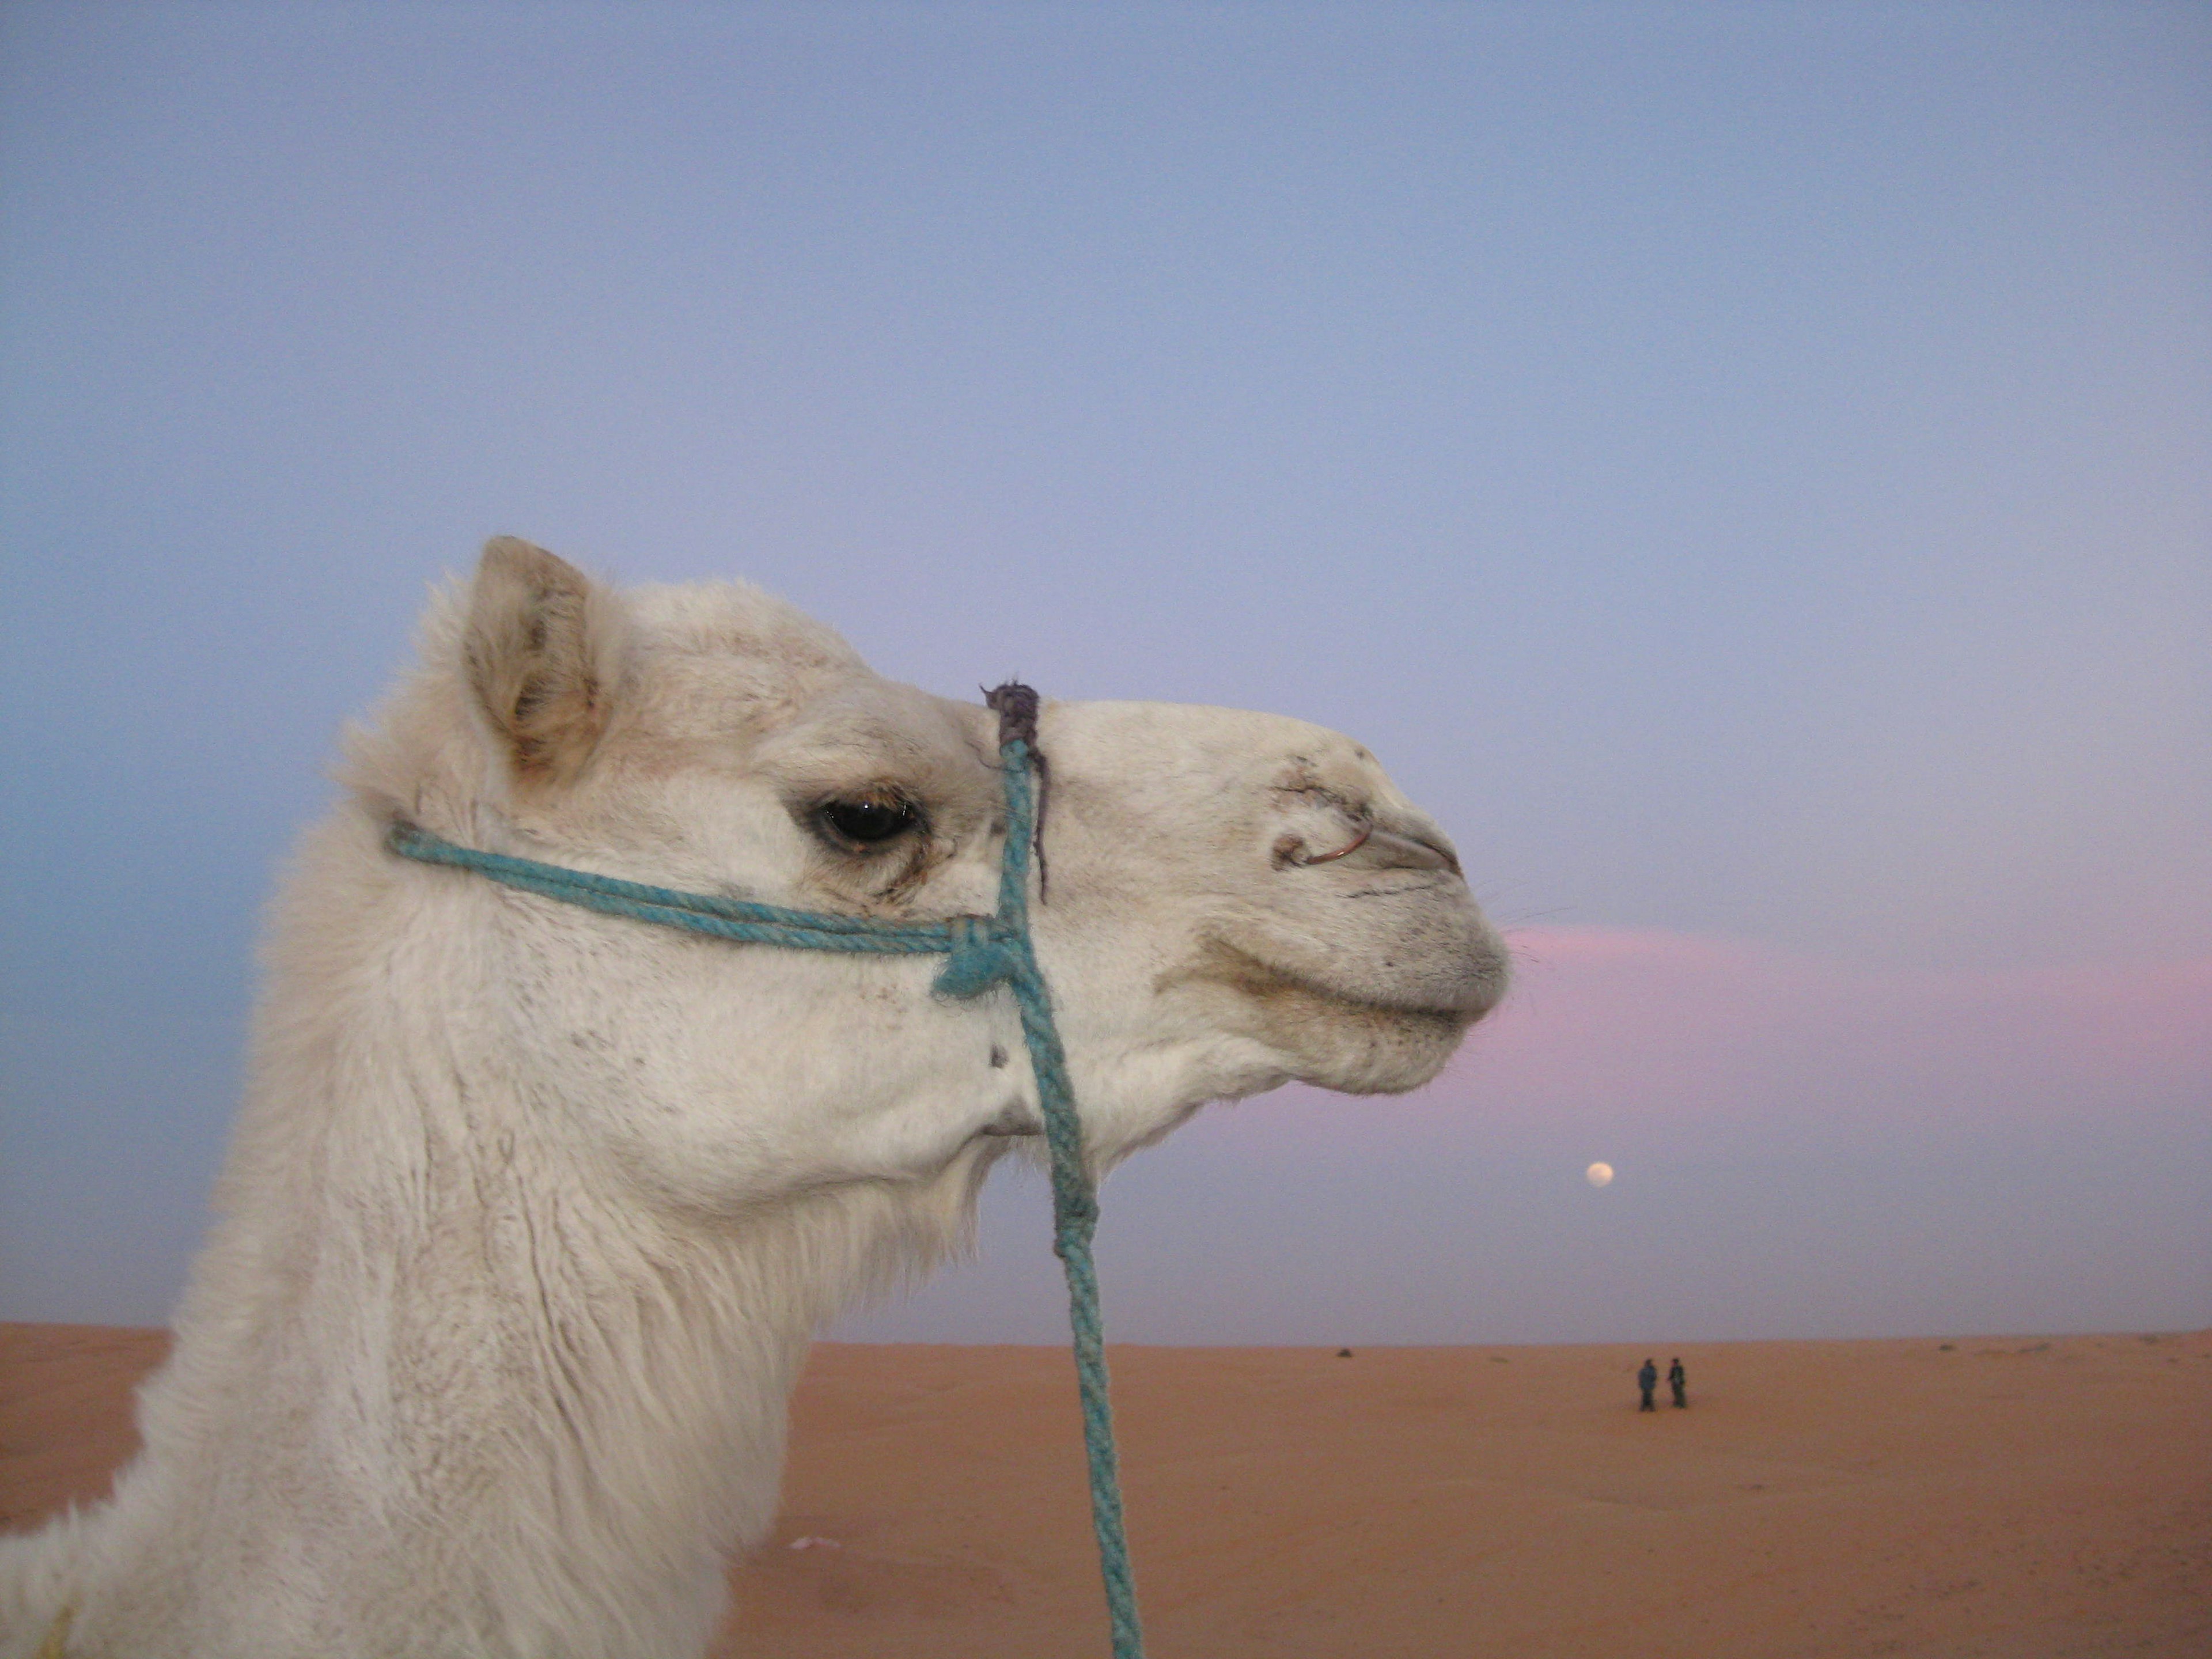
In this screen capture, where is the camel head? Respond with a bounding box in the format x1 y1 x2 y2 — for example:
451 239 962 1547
351 538 1508 1219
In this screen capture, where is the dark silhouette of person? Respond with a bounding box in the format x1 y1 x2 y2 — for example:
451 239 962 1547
1668 1357 1687 1408
1637 1358 1658 1411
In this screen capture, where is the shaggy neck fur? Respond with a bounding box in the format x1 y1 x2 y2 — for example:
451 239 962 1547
4 806 990 1659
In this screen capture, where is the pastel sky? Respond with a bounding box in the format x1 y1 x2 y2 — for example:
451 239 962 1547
2 3 2205 1341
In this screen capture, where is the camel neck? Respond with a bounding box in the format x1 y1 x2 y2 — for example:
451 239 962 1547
87 813 832 1655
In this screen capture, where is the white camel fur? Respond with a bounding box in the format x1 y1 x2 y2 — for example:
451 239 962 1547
1 539 1508 1658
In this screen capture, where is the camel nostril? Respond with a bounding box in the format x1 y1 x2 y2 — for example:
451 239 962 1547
1372 826 1459 876
1407 831 1462 878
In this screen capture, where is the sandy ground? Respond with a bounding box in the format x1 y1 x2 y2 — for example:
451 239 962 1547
3 1325 2206 1657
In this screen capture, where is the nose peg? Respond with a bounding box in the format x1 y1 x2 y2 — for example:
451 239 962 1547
1277 821 1459 875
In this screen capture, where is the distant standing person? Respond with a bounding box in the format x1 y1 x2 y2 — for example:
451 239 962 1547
1669 1357 1687 1408
1638 1357 1658 1411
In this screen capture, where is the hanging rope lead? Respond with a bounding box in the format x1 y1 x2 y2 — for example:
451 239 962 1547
974 684 1143 1659
386 680 1146 1659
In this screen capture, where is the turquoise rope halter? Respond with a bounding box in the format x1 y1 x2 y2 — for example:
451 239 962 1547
387 683 1145 1659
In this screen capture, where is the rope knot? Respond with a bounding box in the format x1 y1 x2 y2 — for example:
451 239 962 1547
933 914 1022 1000
985 681 1041 751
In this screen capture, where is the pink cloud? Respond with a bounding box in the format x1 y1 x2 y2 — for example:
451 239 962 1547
1338 927 2210 1145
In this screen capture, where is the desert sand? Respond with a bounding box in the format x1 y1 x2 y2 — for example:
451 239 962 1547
3 1324 2205 1657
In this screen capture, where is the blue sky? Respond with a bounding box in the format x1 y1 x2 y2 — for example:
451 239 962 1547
3 2 2206 1340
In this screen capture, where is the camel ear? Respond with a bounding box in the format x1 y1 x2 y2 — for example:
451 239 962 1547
463 537 625 786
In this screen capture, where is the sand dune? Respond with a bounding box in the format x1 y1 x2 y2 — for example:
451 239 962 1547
5 1324 2205 1656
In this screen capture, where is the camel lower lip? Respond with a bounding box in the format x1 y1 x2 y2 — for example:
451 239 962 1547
1187 938 1494 1022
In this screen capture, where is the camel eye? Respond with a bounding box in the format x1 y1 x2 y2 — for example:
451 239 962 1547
817 797 921 849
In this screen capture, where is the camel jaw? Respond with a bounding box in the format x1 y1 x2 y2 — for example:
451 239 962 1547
1163 933 1508 1096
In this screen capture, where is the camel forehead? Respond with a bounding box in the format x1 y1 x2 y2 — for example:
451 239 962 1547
1047 700 1387 789
627 581 868 676
619 580 883 740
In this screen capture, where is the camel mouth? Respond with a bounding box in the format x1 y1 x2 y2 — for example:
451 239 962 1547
1164 937 1495 1095
1184 938 1494 1024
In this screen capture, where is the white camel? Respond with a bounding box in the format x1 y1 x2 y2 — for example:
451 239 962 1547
2 539 1507 1658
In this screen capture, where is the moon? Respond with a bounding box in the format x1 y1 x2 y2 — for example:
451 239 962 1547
1585 1162 1615 1188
